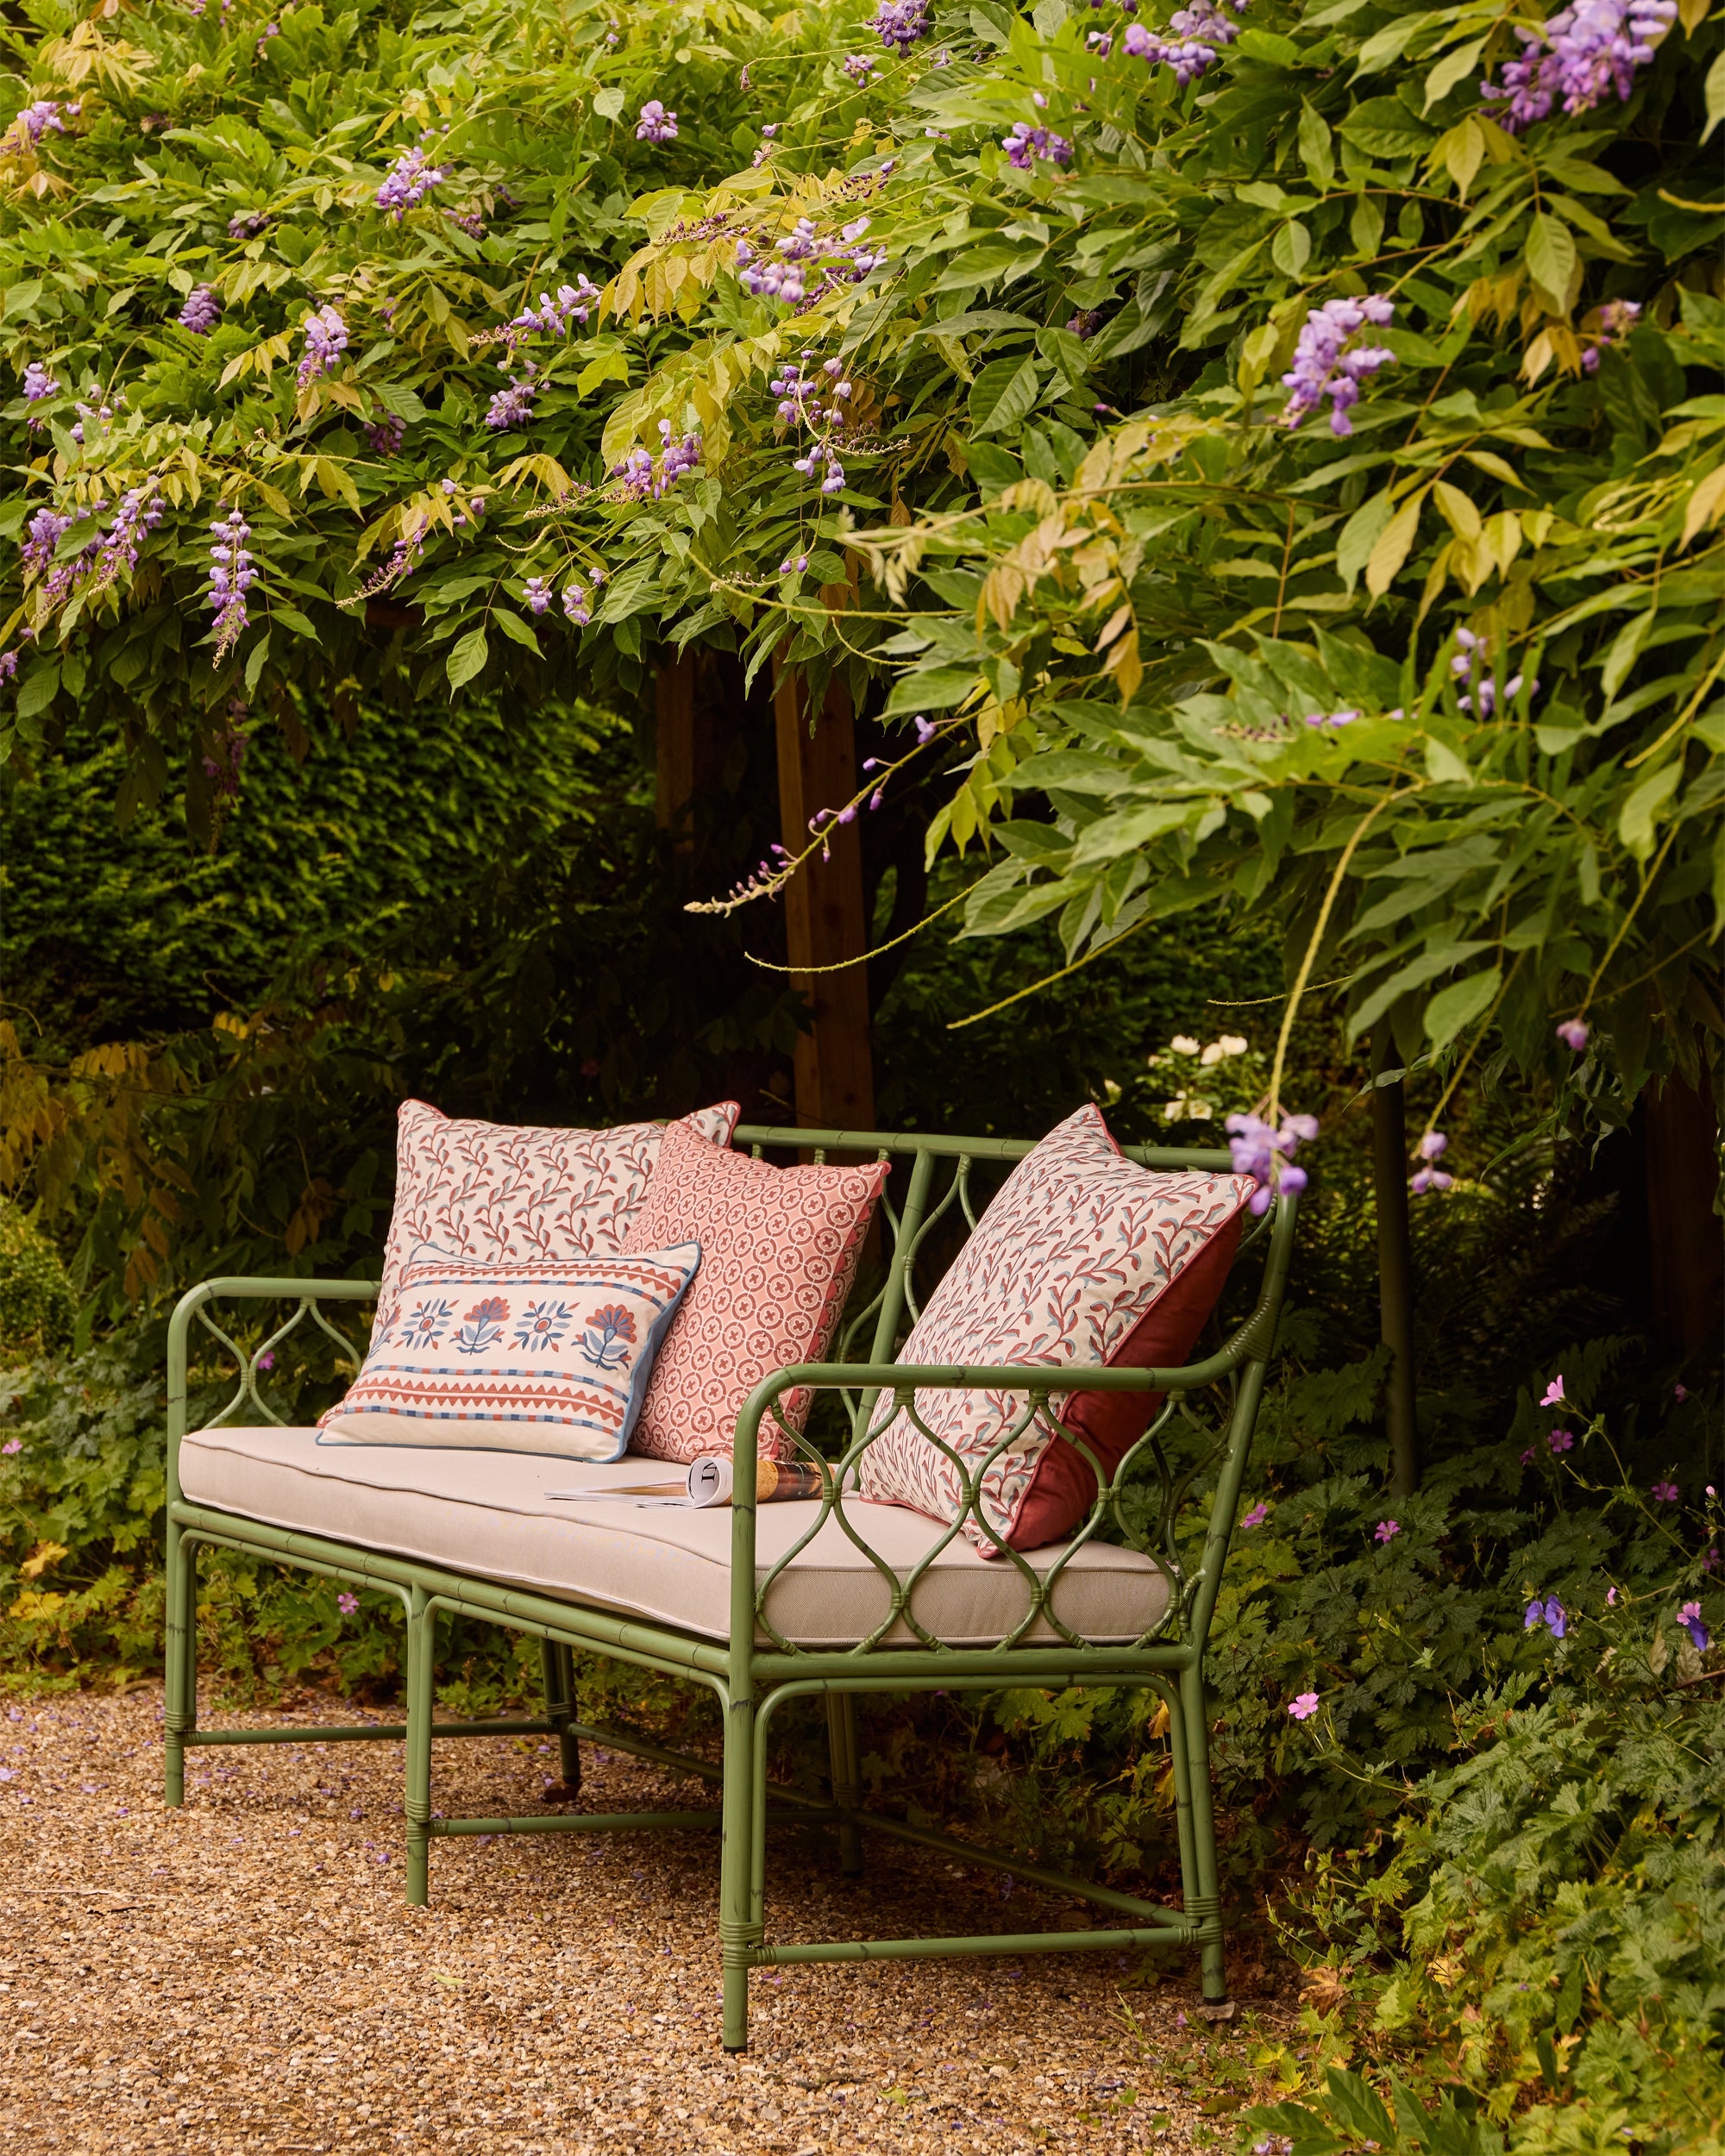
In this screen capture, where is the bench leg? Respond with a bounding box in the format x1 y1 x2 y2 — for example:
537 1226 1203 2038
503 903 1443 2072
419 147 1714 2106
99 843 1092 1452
405 1588 436 1908
825 1691 863 1877
719 1689 758 2053
540 1638 580 1792
1180 1664 1228 2007
164 1522 197 1808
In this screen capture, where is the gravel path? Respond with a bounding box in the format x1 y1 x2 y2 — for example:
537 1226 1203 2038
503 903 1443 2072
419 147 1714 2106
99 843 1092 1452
0 1685 1268 2153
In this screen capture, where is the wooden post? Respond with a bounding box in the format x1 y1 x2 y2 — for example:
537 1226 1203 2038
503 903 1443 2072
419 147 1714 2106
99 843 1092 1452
1644 1073 1724 1358
1371 1031 1420 1496
772 661 875 1134
656 656 719 845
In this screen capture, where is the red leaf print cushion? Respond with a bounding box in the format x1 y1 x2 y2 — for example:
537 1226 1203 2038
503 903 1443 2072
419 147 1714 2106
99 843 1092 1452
856 1104 1254 1552
619 1122 889 1464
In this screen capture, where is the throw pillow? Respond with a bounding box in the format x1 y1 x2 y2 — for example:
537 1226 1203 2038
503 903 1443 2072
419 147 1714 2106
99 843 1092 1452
373 1099 738 1341
856 1104 1254 1551
618 1122 890 1464
320 1246 701 1461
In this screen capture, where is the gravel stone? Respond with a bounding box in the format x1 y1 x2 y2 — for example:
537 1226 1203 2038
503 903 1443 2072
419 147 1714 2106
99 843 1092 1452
0 1685 1245 2152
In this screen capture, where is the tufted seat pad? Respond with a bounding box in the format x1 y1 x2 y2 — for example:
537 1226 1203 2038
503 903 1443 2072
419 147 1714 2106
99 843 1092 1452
178 1426 1170 1649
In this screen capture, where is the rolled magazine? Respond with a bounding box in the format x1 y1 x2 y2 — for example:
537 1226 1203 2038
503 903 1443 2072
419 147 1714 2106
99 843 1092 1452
547 1456 827 1507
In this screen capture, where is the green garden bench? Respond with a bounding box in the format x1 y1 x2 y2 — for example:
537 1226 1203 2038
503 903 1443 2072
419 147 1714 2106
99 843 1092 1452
163 1122 1296 2050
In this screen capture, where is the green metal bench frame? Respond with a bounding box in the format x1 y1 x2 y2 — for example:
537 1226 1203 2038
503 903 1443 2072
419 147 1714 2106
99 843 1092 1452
163 1123 1297 2050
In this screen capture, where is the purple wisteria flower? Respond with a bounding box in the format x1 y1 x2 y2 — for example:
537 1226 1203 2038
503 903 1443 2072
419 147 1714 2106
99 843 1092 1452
205 505 256 662
22 505 76 578
1452 625 1537 716
1002 122 1073 168
1241 1501 1270 1529
255 21 280 54
486 366 538 430
1374 1520 1401 1544
562 580 592 625
636 100 678 143
1067 309 1101 339
1281 296 1395 437
1304 708 1360 732
22 361 58 404
296 304 348 388
1410 1130 1453 1196
1122 0 1247 85
1525 1595 1567 1639
1556 1018 1590 1052
365 412 405 456
376 135 448 222
229 209 271 239
1225 1110 1317 1215
0 652 16 686
609 420 703 499
844 53 878 80
1652 1479 1679 1502
90 485 165 593
1287 1691 1320 1720
178 285 222 335
1581 298 1641 373
524 576 552 615
1678 1601 1711 1651
9 99 75 149
772 354 853 494
738 217 886 310
509 279 602 338
871 0 931 49
1480 0 1677 133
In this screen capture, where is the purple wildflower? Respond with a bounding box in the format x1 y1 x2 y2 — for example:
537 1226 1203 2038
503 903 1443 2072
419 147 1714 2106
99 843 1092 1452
296 304 348 388
1525 1595 1567 1639
1001 122 1074 168
1287 1692 1320 1720
205 505 256 662
1480 0 1678 133
9 99 73 150
254 20 279 53
1676 1601 1709 1652
336 1592 360 1617
524 576 552 615
21 505 76 578
1581 298 1641 373
1067 310 1101 339
871 0 931 49
1652 1479 1678 1503
1556 1018 1590 1052
1374 1520 1400 1544
1225 1110 1317 1215
178 285 222 335
376 137 448 222
1241 1501 1270 1530
1545 1427 1573 1453
257 1350 274 1369
1280 296 1396 437
636 100 679 143
486 367 538 430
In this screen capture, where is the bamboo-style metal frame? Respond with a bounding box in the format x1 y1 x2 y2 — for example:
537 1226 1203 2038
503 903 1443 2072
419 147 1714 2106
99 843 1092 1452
163 1125 1297 2049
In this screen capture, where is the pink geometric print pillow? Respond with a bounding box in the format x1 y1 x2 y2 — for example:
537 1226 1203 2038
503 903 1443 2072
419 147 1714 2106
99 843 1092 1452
320 1245 700 1461
856 1104 1254 1553
619 1121 890 1465
373 1100 738 1343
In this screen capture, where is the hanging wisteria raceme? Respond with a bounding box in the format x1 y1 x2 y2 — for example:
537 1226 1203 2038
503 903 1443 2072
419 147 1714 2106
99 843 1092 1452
1479 0 1677 131
1001 122 1073 168
772 354 855 497
1582 298 1642 372
608 423 703 500
505 279 603 341
1122 0 1246 84
523 575 552 615
22 361 57 404
1226 1111 1318 1214
1452 626 1538 717
375 134 448 221
5 98 78 152
21 505 76 580
177 285 221 335
205 506 256 662
636 100 679 142
844 54 877 79
1409 1131 1454 1196
227 209 270 239
365 412 406 456
295 305 348 389
485 366 538 429
870 0 930 49
736 216 887 309
1279 295 1395 436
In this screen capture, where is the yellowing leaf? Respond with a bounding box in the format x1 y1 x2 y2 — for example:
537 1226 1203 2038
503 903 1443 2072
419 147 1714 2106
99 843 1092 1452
1433 481 1483 542
1681 461 1725 546
21 1539 68 1580
1365 492 1426 598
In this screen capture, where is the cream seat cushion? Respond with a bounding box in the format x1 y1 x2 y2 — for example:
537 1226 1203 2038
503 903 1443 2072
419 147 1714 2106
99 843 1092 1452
179 1425 1170 1650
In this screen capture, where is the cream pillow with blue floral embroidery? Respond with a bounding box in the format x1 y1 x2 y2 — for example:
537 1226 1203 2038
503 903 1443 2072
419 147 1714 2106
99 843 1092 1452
319 1244 699 1461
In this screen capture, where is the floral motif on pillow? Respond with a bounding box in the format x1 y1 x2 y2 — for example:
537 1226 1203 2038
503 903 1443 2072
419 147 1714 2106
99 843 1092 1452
373 1100 738 1341
856 1104 1254 1552
619 1122 890 1464
321 1246 700 1461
